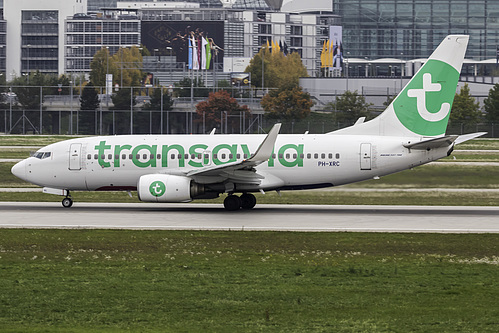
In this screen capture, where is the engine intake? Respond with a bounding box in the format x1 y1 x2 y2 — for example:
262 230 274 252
137 174 204 203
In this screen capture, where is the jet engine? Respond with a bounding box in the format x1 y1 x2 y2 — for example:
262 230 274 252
137 174 205 203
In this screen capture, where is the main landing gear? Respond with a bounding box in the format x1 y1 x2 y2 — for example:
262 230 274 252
62 192 73 208
223 193 257 211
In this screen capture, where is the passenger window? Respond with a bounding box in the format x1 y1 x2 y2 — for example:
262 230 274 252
171 154 176 159
321 153 325 159
129 154 133 160
328 153 333 159
236 154 240 159
307 153 311 159
314 153 318 159
293 154 297 159
243 153 248 159
272 154 276 159
108 154 112 160
157 154 161 159
336 153 340 159
178 154 182 160
214 154 218 159
279 154 283 159
101 154 105 160
285 154 290 159
87 154 91 160
300 154 304 159
191 154 196 159
136 154 140 160
94 154 98 160
122 154 126 160
184 154 189 160
221 154 226 159
197 153 202 159
143 154 148 160
115 154 119 160
228 154 233 159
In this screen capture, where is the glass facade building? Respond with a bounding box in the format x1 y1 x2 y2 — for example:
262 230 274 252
336 0 499 60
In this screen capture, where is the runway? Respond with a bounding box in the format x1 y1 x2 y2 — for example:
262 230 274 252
0 202 498 233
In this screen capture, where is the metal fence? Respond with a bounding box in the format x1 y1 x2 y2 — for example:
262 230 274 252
1 84 498 137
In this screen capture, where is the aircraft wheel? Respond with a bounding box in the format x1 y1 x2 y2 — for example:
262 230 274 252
62 197 73 208
223 195 241 211
240 193 257 210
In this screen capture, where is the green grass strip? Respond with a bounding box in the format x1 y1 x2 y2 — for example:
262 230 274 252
0 230 498 332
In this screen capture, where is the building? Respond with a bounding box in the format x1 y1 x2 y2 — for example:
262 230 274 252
336 0 499 61
65 9 141 76
5 0 87 78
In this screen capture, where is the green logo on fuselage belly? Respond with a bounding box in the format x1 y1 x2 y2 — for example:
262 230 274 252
393 59 459 136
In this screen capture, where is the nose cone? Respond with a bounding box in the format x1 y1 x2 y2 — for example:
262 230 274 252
11 160 27 181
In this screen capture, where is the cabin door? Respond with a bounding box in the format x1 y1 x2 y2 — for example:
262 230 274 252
69 143 82 170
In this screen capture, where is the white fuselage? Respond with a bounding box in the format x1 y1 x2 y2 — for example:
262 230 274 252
12 133 450 193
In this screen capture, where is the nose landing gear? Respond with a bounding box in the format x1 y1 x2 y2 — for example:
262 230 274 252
62 192 73 208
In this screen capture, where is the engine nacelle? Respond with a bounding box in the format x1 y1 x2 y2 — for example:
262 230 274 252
137 174 204 203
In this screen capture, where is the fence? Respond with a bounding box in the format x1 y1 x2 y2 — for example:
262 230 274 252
1 84 499 137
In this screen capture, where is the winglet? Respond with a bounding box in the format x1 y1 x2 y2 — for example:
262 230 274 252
247 123 281 163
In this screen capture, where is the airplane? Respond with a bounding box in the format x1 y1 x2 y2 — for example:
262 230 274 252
11 35 485 210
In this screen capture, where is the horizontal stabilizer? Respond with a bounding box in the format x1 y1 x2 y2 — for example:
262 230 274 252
455 132 487 145
404 135 458 150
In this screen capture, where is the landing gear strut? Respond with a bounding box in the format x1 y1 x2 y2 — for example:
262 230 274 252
62 192 73 208
223 193 256 211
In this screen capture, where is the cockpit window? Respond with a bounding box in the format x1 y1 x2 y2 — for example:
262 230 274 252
33 152 51 159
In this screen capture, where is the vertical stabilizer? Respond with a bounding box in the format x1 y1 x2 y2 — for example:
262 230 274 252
330 35 469 137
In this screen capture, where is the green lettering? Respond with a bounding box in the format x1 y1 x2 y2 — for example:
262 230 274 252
95 141 111 168
114 144 132 167
213 144 237 165
188 144 208 168
161 144 185 167
278 144 303 167
241 144 251 160
132 145 157 168
268 148 275 167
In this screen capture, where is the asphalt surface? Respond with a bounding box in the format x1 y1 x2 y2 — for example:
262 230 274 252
0 202 498 233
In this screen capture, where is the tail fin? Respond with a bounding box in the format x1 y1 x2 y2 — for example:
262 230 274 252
330 35 469 137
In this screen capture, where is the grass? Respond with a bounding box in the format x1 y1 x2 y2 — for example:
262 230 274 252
0 135 85 146
0 230 498 332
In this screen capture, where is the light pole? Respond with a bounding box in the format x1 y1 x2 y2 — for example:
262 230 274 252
345 51 350 92
400 52 404 92
26 44 31 84
166 46 172 85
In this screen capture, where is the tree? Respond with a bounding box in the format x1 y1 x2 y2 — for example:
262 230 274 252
260 83 313 120
111 46 144 88
195 90 250 133
111 88 137 134
174 78 209 98
143 87 173 111
89 48 118 88
79 81 100 134
484 83 499 123
245 47 308 89
329 90 373 125
450 83 481 124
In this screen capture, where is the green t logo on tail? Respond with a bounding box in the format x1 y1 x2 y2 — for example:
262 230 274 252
393 59 459 136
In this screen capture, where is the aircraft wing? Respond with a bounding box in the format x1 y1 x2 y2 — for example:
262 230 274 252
185 123 281 184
